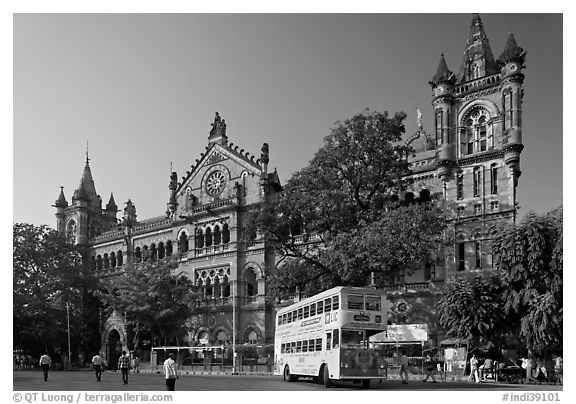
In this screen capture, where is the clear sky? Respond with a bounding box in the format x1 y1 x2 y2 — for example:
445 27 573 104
13 13 562 228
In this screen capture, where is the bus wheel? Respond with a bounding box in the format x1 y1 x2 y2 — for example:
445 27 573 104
362 379 371 389
323 366 332 388
283 365 297 382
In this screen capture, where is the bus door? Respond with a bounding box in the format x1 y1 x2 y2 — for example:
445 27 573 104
324 329 340 378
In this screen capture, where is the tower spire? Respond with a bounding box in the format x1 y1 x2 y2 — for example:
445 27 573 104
457 13 499 83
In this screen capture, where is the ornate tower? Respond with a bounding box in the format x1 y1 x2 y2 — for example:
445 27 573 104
429 53 456 196
428 14 526 276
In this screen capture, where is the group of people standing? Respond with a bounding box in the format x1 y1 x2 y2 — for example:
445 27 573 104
36 351 180 391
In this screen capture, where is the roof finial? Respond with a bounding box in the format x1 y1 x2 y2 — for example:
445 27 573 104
86 140 90 164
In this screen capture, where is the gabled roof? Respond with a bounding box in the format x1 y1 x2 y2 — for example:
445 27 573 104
175 141 263 194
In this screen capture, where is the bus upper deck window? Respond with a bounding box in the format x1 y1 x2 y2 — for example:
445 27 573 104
347 294 364 310
317 301 324 315
310 303 316 316
324 298 332 312
332 296 339 310
303 305 310 318
366 295 381 311
287 312 292 323
297 308 303 320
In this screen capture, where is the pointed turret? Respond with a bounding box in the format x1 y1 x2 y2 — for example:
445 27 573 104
430 54 455 87
73 156 99 207
54 186 68 208
457 13 499 83
106 193 118 212
498 33 526 64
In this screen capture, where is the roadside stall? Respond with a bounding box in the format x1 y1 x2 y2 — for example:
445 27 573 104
370 324 429 376
439 338 469 381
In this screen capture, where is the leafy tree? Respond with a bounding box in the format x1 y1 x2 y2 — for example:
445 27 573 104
492 207 563 351
436 207 563 352
97 255 198 349
13 223 98 359
437 273 511 346
250 109 447 298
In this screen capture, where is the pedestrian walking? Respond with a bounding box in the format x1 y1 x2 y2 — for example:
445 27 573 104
469 354 479 383
422 354 437 383
132 356 140 373
39 353 51 381
553 353 562 384
399 350 409 384
92 353 104 382
163 353 179 391
118 351 130 385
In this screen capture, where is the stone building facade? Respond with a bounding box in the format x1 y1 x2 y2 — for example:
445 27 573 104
54 113 281 364
54 14 525 357
386 14 526 344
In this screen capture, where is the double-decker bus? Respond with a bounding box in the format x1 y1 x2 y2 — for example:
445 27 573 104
274 286 389 388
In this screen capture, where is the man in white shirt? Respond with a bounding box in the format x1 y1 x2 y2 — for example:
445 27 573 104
92 353 105 382
400 351 409 384
163 353 179 391
39 353 51 381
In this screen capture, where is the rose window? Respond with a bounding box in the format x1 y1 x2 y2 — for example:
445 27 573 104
206 171 226 196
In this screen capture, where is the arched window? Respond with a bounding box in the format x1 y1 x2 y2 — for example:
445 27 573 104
214 225 221 245
135 247 142 262
196 229 204 249
110 252 116 268
205 228 213 247
404 192 414 205
103 253 110 270
490 163 498 194
461 109 490 156
457 170 464 200
473 233 483 269
473 167 481 197
96 255 103 271
90 256 96 271
222 224 230 244
245 268 257 297
419 189 431 203
222 276 230 298
205 278 213 298
166 240 173 256
158 242 165 259
179 232 189 253
66 220 77 243
150 244 157 260
245 329 258 344
142 245 149 261
216 330 228 345
117 251 123 266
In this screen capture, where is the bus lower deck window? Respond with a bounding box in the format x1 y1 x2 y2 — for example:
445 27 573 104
316 338 322 351
309 339 315 352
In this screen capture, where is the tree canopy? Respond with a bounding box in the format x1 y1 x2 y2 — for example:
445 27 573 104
437 207 563 352
492 207 563 350
97 255 197 349
249 109 447 298
13 223 98 357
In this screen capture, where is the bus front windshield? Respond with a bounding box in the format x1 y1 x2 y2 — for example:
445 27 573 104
341 329 365 348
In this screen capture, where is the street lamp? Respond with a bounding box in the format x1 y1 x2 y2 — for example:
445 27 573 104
232 280 237 374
